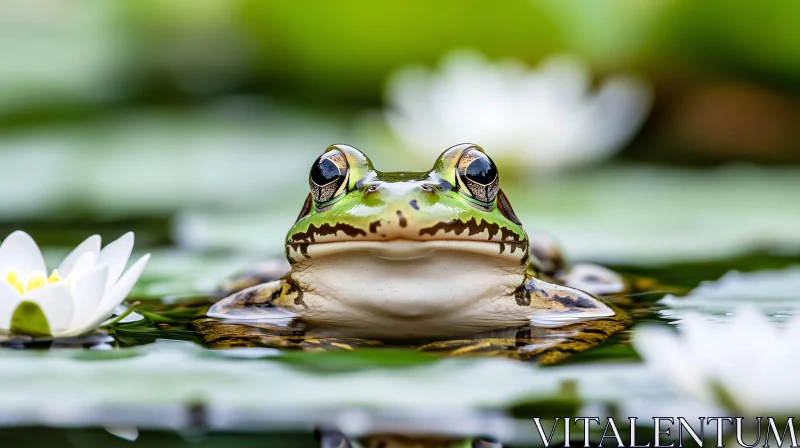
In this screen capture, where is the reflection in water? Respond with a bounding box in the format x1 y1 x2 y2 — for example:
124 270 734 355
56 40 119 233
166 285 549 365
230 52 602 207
318 428 503 447
0 332 113 350
1 426 507 448
193 306 630 365
0 295 630 363
358 435 501 448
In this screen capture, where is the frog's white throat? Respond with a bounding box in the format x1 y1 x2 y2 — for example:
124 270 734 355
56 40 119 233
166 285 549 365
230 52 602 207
290 242 527 325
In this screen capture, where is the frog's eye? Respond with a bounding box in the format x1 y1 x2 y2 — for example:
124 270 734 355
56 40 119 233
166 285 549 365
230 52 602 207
309 149 350 205
456 148 499 204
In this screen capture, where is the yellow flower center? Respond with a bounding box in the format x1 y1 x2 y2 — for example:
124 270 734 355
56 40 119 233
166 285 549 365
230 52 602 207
5 269 61 295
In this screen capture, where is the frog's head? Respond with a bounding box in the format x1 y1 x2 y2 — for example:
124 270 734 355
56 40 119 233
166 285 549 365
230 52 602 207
286 144 529 265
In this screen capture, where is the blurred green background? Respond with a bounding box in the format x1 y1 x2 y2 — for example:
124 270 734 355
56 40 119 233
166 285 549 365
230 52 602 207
1 2 800 445
1 0 799 266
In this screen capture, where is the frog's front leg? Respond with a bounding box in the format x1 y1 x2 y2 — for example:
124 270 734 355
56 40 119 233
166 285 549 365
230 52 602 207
207 278 303 321
217 259 291 298
515 275 615 327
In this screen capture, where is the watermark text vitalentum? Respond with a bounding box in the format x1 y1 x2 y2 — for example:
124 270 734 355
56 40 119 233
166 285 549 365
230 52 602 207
531 417 798 448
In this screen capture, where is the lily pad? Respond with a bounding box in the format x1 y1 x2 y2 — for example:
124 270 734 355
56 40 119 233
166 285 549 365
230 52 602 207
0 341 697 431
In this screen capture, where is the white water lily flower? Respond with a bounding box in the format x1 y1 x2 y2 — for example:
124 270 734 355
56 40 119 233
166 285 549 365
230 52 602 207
385 50 651 173
0 231 150 338
634 308 800 415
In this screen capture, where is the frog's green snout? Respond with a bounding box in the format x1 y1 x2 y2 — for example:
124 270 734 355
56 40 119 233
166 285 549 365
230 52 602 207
358 180 443 230
362 181 438 196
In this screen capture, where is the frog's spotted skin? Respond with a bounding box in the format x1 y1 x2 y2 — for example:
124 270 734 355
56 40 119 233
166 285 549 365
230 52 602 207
285 145 528 266
208 144 621 339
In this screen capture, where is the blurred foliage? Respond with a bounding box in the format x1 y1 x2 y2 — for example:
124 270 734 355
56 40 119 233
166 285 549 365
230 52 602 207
234 0 562 105
654 0 800 87
118 0 800 104
0 0 798 225
0 216 172 248
3 0 797 114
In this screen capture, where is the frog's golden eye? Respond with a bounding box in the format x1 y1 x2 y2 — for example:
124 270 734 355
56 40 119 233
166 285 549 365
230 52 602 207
309 149 350 205
456 148 499 204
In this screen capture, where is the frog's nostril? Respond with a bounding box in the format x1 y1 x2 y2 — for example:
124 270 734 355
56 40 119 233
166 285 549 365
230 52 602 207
364 185 380 193
420 184 435 193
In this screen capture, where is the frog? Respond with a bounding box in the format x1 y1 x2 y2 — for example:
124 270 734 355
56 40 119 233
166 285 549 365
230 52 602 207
207 143 626 339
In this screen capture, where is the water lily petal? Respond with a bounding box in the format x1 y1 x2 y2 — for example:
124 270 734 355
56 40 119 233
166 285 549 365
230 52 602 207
583 75 650 158
69 266 109 332
786 313 800 345
636 307 800 415
58 235 101 277
0 282 23 332
97 232 134 293
68 251 98 280
24 283 74 334
633 325 712 402
0 231 47 279
85 254 150 331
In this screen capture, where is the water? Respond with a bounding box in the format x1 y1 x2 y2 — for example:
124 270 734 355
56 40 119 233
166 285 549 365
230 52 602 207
3 225 796 446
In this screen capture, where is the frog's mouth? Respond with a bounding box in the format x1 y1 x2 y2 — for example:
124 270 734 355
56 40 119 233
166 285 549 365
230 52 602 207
287 239 529 264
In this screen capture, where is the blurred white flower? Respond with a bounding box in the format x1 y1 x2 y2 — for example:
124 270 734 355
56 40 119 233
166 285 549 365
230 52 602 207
385 50 651 173
634 308 800 415
0 231 149 338
659 267 800 323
